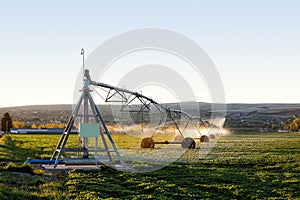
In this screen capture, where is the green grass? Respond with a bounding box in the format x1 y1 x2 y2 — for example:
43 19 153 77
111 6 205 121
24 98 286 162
0 132 300 199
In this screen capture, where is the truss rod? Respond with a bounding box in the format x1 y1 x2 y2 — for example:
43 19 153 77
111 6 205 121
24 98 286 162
91 81 212 137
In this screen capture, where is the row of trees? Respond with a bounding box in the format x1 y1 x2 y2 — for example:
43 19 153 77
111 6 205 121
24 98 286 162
12 121 26 128
2 111 300 133
282 118 300 132
31 123 66 129
12 121 67 129
1 112 67 132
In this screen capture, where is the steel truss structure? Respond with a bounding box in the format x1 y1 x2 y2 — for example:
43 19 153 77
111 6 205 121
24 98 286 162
91 81 208 138
51 68 219 167
51 70 125 168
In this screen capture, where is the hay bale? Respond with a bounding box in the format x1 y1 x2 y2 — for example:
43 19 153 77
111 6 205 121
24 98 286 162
140 137 155 148
181 137 196 149
209 134 215 139
203 121 210 128
174 135 183 142
200 135 209 143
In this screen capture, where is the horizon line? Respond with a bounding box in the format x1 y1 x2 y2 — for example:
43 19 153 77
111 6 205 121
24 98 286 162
1 102 300 109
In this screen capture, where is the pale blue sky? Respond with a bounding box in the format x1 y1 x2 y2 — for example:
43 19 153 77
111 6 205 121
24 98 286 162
0 0 299 107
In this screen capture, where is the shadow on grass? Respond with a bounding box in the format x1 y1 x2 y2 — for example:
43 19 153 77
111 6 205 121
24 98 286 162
0 135 40 163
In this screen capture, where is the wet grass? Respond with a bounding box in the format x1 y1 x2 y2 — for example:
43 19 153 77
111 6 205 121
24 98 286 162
0 132 299 199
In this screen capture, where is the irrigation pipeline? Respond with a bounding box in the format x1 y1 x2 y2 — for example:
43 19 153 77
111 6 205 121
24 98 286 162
91 81 206 137
92 81 200 120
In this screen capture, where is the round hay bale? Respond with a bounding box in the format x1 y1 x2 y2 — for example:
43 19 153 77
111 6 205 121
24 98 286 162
203 121 210 128
200 135 209 143
209 134 215 139
140 137 155 148
174 135 183 142
181 137 196 149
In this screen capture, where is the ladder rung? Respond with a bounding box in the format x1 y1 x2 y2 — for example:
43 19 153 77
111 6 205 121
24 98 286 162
63 148 88 152
61 148 117 153
94 149 117 153
77 114 97 117
64 158 109 165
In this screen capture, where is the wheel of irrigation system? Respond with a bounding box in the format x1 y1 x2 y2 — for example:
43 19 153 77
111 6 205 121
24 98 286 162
141 137 155 148
209 134 216 139
200 135 209 143
181 137 196 149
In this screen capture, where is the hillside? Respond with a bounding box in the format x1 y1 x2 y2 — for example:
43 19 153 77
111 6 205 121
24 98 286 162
1 103 300 132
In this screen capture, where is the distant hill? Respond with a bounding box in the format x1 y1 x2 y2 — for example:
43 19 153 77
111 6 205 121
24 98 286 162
224 103 300 132
1 103 300 132
0 104 73 112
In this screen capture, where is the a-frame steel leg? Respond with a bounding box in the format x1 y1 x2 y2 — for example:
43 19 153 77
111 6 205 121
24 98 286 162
51 93 84 168
87 93 113 163
88 92 124 165
50 85 124 168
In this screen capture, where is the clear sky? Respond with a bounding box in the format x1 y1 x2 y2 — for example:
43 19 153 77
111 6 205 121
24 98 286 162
0 0 299 107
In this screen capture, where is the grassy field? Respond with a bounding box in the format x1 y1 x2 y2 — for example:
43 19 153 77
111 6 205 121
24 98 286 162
0 132 299 199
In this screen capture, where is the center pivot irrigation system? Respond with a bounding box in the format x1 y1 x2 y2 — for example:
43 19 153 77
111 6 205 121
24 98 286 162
25 49 222 170
92 80 218 149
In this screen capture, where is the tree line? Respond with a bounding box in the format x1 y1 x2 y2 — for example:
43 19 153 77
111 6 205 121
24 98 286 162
1 112 66 132
282 118 300 132
2 111 300 133
12 121 66 129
